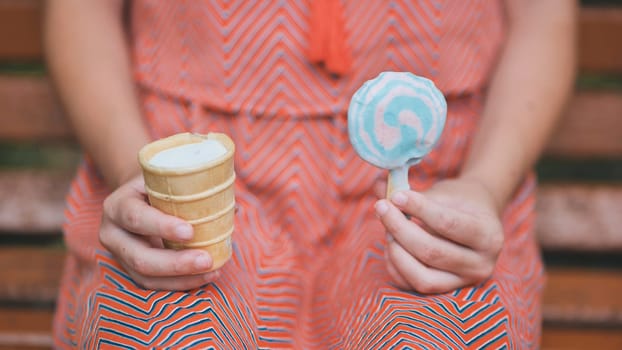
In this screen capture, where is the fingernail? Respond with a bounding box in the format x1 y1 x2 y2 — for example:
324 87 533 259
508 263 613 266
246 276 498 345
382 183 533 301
391 192 407 206
194 254 212 270
375 200 389 216
175 224 193 240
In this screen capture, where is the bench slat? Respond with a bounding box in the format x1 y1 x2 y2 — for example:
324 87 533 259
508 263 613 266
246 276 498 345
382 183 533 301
0 0 40 61
537 184 622 251
0 76 70 141
1 169 621 251
0 249 619 347
1 74 621 158
0 247 64 303
0 170 72 233
2 2 621 73
579 7 622 74
541 327 622 350
545 91 622 158
1 250 620 324
2 312 622 350
0 308 53 349
543 267 622 327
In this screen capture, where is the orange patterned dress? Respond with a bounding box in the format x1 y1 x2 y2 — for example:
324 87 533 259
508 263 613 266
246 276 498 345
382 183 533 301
53 1 544 348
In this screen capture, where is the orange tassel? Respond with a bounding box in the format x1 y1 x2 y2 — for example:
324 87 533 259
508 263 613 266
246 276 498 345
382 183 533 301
308 0 351 76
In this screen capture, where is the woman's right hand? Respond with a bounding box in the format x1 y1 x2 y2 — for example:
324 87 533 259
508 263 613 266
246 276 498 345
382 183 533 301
99 175 220 291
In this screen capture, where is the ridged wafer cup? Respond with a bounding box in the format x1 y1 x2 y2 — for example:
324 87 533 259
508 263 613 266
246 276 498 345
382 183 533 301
138 132 235 271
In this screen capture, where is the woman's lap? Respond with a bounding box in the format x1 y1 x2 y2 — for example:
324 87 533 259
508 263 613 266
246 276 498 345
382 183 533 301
54 90 542 348
55 190 542 349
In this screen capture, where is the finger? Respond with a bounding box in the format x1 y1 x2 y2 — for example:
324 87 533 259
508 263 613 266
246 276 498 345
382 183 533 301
376 199 476 274
125 266 221 291
377 201 496 280
380 203 482 276
390 191 481 247
375 199 413 238
125 175 149 194
384 241 409 289
106 191 194 242
387 239 466 294
378 200 480 275
100 222 213 277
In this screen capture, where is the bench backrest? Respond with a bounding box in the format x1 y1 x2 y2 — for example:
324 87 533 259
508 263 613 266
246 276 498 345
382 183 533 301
0 3 621 250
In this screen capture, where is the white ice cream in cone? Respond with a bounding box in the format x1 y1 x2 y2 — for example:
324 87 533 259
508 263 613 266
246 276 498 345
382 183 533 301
138 132 236 271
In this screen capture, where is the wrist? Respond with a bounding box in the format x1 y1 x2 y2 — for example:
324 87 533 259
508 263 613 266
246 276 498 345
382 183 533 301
101 139 148 189
109 132 151 189
456 172 505 214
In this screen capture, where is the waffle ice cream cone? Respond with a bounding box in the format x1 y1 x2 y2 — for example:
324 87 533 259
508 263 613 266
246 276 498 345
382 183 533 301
138 132 236 271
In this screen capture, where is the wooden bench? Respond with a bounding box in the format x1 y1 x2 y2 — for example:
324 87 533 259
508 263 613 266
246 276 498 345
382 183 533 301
1 1 621 349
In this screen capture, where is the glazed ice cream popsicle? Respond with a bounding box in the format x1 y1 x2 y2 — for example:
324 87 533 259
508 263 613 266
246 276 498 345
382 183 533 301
347 71 447 197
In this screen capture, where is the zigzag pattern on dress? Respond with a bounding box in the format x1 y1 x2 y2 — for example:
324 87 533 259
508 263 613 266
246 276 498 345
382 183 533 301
54 1 544 348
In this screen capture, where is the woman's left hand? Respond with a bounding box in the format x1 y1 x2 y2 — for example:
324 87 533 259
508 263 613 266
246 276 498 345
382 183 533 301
374 178 505 294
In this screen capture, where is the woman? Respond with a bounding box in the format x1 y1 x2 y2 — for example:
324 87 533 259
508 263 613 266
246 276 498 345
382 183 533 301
45 1 576 348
